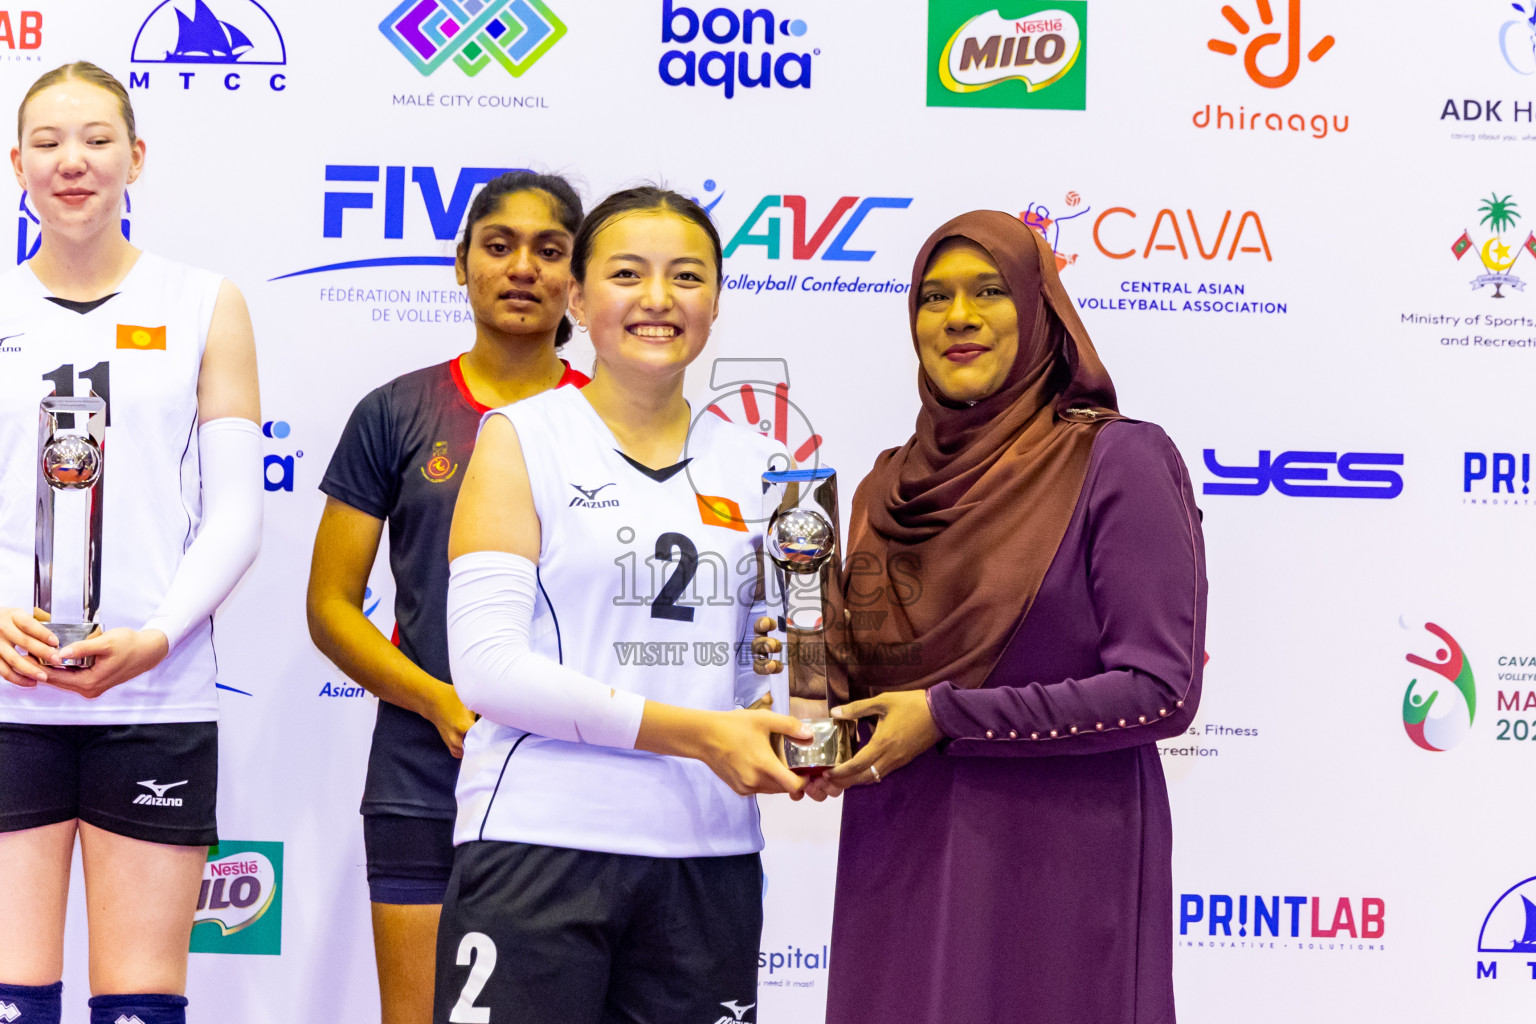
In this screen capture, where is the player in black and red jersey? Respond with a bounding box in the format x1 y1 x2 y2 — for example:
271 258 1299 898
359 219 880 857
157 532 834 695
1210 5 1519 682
305 171 587 1024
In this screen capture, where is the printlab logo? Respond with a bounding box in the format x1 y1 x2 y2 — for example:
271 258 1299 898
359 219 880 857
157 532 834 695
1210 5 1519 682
18 191 131 264
0 9 42 62
262 419 302 493
128 0 288 93
1207 0 1334 88
1178 891 1385 950
1503 3 1536 75
1464 450 1534 505
1451 193 1535 299
659 1 815 99
380 0 566 78
1401 621 1476 752
1201 449 1404 498
927 1 1087 110
1019 191 1092 273
190 841 283 955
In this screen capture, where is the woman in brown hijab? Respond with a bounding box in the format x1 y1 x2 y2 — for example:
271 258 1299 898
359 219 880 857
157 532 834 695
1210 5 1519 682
812 211 1207 1024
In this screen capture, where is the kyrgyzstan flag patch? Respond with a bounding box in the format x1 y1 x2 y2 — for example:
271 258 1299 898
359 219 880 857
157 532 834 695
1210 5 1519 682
116 324 166 350
697 493 747 532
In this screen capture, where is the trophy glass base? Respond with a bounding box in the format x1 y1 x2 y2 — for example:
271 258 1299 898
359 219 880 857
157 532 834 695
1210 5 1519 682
50 622 96 670
780 718 855 775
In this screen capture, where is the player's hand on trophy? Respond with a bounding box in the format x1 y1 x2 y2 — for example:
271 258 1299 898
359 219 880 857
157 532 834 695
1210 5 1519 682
751 615 782 675
697 708 814 797
0 606 61 685
42 627 169 698
429 685 478 759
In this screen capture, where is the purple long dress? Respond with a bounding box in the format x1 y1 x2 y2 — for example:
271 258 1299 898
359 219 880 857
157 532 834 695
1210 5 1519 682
825 420 1207 1024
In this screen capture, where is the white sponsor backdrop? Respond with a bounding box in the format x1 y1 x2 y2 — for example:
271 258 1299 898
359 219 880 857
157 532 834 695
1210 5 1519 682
7 0 1536 1020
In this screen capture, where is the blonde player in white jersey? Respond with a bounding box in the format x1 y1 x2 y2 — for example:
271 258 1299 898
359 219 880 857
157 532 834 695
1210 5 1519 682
435 187 808 1024
0 64 262 1024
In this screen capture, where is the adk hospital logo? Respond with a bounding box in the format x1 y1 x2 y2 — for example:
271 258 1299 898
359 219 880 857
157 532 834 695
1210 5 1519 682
927 1 1087 110
381 0 566 78
128 0 288 93
189 841 283 955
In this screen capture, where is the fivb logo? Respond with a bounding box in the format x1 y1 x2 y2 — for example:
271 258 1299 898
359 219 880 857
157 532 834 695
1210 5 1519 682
270 164 522 280
660 1 815 98
380 0 567 78
722 194 913 263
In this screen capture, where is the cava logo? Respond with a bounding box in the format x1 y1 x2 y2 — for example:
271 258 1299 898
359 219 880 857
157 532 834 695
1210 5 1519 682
191 841 283 955
1020 191 1092 273
1402 621 1476 752
1451 193 1535 299
380 0 567 78
927 1 1086 110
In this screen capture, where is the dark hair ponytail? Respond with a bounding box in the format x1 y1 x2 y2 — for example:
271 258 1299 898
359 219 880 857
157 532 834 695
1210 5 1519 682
456 171 584 347
571 186 723 288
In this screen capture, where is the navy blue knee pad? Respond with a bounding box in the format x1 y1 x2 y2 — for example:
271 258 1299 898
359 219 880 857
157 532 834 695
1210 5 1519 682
86 994 187 1024
0 981 63 1024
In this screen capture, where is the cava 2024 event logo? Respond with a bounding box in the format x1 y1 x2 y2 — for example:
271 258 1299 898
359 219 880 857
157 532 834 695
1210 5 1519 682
1401 621 1477 752
926 2 1086 110
380 0 566 79
128 0 287 93
1193 0 1347 140
189 841 283 955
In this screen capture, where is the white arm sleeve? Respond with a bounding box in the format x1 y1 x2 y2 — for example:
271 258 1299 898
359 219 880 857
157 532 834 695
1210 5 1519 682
141 417 263 650
447 549 647 749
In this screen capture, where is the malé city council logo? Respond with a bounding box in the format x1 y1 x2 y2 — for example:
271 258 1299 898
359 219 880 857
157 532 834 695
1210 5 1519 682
1401 621 1477 753
380 0 566 77
926 1 1087 110
1451 193 1535 299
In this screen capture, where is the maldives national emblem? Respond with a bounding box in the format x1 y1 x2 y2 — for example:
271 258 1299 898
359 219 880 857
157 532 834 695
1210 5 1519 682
421 441 457 483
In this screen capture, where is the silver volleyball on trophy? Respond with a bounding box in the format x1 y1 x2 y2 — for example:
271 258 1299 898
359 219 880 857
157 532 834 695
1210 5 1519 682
763 468 854 775
36 394 107 669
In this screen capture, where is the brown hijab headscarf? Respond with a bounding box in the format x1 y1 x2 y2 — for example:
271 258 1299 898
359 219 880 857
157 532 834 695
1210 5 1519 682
830 210 1119 701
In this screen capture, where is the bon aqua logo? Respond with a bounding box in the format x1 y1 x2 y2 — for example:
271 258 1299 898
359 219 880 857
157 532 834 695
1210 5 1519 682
927 1 1086 110
1402 621 1477 752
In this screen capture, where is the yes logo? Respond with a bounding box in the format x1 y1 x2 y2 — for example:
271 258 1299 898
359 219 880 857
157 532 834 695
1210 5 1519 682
1207 0 1334 89
1402 621 1476 753
928 1 1087 110
190 841 283 955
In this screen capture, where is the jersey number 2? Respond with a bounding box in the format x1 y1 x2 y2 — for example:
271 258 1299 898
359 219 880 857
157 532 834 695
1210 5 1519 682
651 531 698 623
449 932 496 1023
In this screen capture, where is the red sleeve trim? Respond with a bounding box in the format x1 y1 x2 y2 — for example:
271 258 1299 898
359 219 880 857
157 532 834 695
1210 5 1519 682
558 359 591 389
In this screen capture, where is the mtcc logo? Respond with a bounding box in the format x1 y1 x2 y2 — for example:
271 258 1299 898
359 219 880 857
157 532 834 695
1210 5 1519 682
660 1 815 98
380 0 566 78
1207 0 1334 88
262 419 302 492
129 0 288 92
1402 621 1476 753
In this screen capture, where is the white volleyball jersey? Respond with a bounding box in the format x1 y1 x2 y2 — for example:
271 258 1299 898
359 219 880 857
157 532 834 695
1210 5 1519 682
455 386 785 857
0 253 224 724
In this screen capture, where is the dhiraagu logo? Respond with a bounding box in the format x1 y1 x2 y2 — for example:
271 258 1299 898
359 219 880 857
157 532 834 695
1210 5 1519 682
1402 621 1477 752
190 841 283 955
927 2 1087 110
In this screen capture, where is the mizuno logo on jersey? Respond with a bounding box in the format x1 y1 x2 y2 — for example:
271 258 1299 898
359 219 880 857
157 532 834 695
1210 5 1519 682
115 324 166 350
711 1000 756 1024
0 332 22 354
134 779 188 807
569 482 619 508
